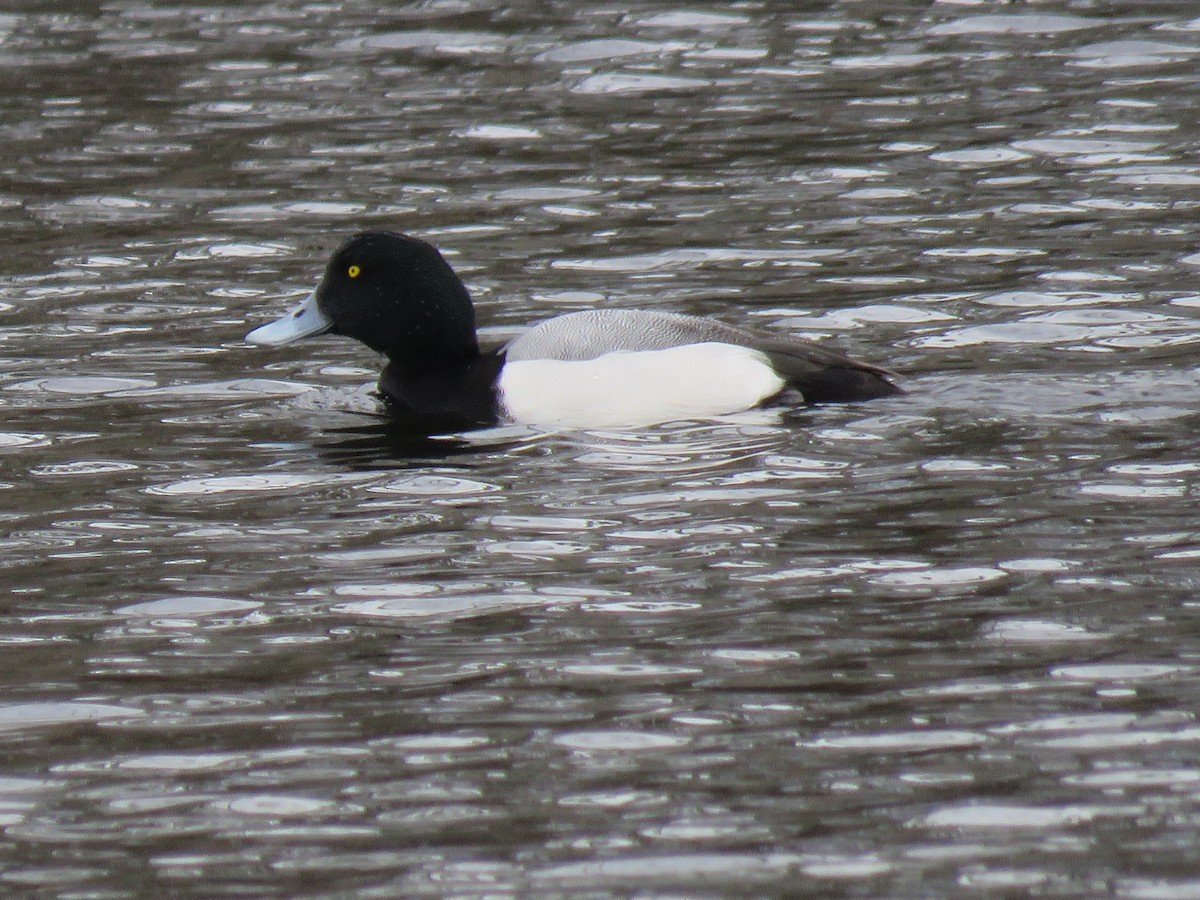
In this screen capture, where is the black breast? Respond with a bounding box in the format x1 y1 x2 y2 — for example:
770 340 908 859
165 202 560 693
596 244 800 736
376 354 504 433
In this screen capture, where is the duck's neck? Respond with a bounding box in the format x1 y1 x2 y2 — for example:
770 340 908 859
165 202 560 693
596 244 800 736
364 273 482 374
383 335 481 379
377 353 503 432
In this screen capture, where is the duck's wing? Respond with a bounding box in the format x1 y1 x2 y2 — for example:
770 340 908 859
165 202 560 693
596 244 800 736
503 309 901 403
503 310 747 361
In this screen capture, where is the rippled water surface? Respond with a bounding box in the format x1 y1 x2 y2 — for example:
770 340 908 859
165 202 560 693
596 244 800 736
5 1 1200 895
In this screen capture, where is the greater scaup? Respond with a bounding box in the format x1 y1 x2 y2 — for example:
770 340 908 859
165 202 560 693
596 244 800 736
246 231 902 431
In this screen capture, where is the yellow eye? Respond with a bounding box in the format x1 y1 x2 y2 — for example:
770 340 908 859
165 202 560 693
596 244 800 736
347 264 361 278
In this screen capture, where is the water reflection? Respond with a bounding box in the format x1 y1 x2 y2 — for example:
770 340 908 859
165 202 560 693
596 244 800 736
313 418 530 468
3 0 1200 895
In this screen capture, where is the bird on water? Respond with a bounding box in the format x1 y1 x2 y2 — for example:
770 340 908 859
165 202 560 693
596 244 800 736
246 231 902 432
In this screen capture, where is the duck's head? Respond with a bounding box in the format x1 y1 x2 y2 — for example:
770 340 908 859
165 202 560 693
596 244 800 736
246 231 479 372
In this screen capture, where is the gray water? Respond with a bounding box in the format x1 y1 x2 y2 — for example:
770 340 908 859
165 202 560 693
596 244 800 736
3 1 1200 896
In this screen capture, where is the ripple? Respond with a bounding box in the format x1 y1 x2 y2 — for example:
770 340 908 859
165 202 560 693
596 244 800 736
174 242 290 260
1027 726 1200 751
569 428 782 473
929 148 1032 165
841 187 915 200
1076 198 1164 212
0 432 50 449
4 376 157 395
1035 309 1170 326
735 566 850 584
1068 40 1200 69
638 12 750 28
34 195 166 224
616 488 792 507
376 804 504 832
70 299 215 317
1157 547 1200 561
534 39 665 64
331 593 568 621
315 546 444 566
922 246 1045 260
802 304 955 327
332 584 441 598
146 473 366 496
916 322 1121 348
483 540 587 557
982 620 1104 644
552 247 834 272
801 730 987 752
533 853 805 886
558 663 703 680
870 567 1007 588
210 201 367 221
976 290 1142 307
1118 170 1200 187
476 514 611 532
0 702 145 731
1011 137 1164 157
118 752 245 772
920 803 1129 829
366 475 499 496
1120 878 1200 900
641 819 765 843
710 649 799 664
802 859 894 881
116 379 313 399
0 777 57 795
1110 462 1200 476
1051 663 1193 682
554 730 689 751
454 124 542 141
229 796 337 817
338 31 510 56
30 460 139 477
116 597 262 617
572 74 713 94
385 734 490 752
493 186 598 202
0 867 107 888
764 454 849 474
994 713 1144 735
1066 768 1200 788
1078 483 1185 499
581 600 701 614
920 459 1009 474
829 53 941 70
928 14 1104 36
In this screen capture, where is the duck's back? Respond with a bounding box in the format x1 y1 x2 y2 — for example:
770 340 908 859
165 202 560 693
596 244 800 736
505 309 754 361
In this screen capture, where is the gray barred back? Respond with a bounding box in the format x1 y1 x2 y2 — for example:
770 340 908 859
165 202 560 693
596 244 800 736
504 310 766 362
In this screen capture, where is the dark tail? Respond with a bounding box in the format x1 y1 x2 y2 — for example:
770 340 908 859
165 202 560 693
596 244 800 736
794 365 904 403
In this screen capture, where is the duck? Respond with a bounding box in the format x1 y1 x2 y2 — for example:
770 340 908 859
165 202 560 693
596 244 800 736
245 231 902 432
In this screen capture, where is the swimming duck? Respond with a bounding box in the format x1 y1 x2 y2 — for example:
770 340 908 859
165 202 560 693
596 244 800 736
246 231 902 431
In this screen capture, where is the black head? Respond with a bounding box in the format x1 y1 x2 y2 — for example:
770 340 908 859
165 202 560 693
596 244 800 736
316 231 479 372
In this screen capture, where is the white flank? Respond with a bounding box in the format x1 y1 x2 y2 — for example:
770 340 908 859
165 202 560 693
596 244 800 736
498 342 785 429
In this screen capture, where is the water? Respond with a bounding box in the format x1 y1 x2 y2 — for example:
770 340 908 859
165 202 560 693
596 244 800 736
3 1 1200 895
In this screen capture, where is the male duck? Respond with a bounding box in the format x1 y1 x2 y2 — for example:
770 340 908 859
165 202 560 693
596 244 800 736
246 231 902 431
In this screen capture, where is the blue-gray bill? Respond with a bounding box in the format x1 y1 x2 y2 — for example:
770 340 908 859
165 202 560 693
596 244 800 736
245 291 332 346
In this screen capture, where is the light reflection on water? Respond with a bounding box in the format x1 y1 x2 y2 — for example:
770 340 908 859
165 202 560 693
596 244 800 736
2 0 1200 895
